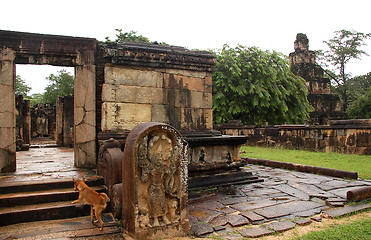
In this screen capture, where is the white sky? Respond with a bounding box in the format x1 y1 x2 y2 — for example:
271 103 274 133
2 0 371 94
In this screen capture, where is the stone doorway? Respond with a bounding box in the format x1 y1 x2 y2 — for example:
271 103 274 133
0 30 97 172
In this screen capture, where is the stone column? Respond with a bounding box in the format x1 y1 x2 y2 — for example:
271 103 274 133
23 99 31 145
122 122 189 240
63 95 74 147
0 47 16 172
55 97 63 146
74 64 96 168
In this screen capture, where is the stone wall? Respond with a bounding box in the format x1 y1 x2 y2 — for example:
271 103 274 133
215 119 371 155
97 42 215 135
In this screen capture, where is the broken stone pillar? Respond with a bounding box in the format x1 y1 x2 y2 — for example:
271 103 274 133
55 96 74 147
15 95 31 150
23 99 31 145
56 97 63 145
0 47 16 172
122 122 189 239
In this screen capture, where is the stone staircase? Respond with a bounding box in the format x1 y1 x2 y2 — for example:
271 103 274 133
0 177 108 227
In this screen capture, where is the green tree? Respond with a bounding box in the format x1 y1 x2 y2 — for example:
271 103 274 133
43 70 74 104
346 72 371 118
105 29 150 43
212 45 312 125
319 29 371 112
345 72 371 107
15 75 31 96
347 86 371 119
29 93 44 108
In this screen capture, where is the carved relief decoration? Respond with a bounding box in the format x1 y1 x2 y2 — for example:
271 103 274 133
136 130 183 228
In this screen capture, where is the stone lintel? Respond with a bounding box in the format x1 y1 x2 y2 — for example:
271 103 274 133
100 42 215 72
0 30 96 59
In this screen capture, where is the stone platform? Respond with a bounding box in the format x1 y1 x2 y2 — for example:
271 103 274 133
1 146 370 239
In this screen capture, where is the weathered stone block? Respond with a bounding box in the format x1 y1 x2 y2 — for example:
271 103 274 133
0 112 14 128
165 68 207 79
180 108 210 130
103 84 165 105
105 66 163 88
151 105 170 124
101 102 151 131
164 73 205 92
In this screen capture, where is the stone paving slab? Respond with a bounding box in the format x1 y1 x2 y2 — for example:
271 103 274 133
229 215 250 227
266 220 296 232
295 218 312 226
237 226 274 238
324 203 371 218
190 221 214 236
240 211 265 222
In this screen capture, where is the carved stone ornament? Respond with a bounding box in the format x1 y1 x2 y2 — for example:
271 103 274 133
122 122 189 240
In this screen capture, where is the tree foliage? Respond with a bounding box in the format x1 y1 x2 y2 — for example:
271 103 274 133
212 45 312 125
346 72 371 118
105 29 151 43
43 70 74 104
15 75 31 96
318 29 371 111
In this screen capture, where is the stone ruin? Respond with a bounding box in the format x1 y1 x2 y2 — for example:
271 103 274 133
1 30 261 237
289 33 346 124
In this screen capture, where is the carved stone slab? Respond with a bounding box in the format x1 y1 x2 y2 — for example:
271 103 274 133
122 122 189 239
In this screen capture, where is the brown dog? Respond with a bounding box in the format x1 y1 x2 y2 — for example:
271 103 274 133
72 178 109 230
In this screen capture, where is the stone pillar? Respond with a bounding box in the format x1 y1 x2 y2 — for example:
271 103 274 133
122 122 189 240
63 95 74 147
23 99 31 145
0 47 16 172
74 64 96 168
55 97 63 146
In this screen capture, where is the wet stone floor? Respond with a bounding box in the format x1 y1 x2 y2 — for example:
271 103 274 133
1 145 370 239
0 147 96 184
188 165 371 238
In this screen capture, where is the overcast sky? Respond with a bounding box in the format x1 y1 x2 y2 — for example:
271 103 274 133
2 0 370 94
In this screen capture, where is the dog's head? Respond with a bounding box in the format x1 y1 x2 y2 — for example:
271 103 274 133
73 178 86 191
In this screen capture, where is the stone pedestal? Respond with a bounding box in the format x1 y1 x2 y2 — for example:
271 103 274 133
122 122 189 240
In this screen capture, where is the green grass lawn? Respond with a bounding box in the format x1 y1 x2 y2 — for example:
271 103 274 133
289 215 371 240
240 146 371 180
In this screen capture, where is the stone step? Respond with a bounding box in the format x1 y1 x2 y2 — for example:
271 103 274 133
0 213 122 239
0 185 106 207
0 176 104 194
0 200 110 227
189 170 263 189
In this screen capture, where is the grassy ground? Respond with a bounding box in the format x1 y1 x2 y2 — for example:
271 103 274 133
289 211 371 240
240 146 371 180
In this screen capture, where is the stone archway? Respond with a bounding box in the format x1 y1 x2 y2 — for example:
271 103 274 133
0 30 97 172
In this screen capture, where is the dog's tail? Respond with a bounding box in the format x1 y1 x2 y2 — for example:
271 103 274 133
100 193 110 209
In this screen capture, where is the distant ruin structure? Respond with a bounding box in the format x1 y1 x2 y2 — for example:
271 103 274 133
289 33 346 124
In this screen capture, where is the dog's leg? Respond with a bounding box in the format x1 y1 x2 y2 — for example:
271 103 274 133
94 207 104 231
90 206 95 223
72 192 83 204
